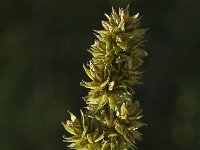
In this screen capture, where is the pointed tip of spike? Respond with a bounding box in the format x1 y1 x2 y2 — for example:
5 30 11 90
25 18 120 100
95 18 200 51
125 4 130 16
134 12 139 19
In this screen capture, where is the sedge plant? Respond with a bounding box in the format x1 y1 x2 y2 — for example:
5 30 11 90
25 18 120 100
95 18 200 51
62 6 148 150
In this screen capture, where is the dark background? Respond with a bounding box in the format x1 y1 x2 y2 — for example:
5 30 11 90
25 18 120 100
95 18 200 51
0 0 200 150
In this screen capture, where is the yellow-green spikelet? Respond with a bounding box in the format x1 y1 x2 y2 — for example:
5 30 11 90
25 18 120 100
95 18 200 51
63 6 148 150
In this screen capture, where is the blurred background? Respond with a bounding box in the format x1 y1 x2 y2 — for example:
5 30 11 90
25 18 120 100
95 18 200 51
0 0 200 150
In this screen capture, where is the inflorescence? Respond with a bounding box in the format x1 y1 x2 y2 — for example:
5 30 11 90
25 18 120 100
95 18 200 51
62 6 148 150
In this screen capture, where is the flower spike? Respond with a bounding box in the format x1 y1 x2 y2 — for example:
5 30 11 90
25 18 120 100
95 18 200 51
63 6 148 150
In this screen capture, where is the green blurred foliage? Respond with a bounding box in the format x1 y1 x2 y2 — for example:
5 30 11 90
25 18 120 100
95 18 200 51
0 0 199 150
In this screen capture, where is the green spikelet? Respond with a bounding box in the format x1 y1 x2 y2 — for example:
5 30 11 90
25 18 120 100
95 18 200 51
62 6 148 150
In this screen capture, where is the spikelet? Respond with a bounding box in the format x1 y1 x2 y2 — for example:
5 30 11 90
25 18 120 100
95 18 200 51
63 6 148 150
